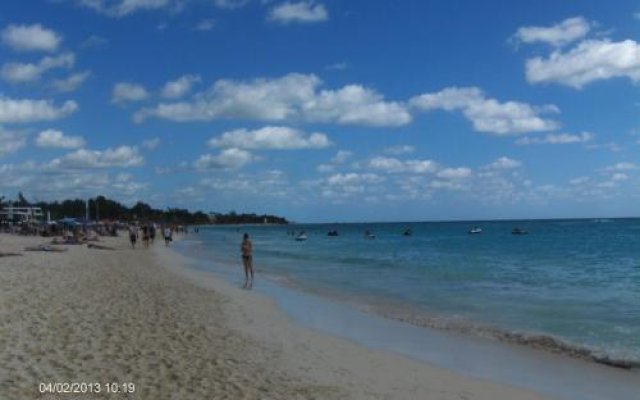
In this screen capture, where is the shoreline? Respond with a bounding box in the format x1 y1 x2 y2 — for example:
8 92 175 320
381 309 640 370
180 245 640 371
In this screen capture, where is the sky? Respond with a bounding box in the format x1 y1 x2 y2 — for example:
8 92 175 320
0 0 638 222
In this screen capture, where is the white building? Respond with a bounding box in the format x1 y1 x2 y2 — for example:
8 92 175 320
0 206 44 224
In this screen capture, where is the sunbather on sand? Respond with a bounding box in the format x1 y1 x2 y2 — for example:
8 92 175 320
24 244 67 252
0 251 22 257
87 243 116 250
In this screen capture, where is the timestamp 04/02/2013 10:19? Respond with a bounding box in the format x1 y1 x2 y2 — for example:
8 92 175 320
39 382 135 394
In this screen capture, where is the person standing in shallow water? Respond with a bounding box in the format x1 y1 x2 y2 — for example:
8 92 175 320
241 233 254 289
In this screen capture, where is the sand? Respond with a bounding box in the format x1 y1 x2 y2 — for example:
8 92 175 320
0 232 552 400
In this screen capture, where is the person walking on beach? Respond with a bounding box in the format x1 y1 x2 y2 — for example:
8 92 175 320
141 224 150 248
241 233 254 289
129 225 138 248
164 226 172 246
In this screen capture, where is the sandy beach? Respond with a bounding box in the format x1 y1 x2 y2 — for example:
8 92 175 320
1 232 555 400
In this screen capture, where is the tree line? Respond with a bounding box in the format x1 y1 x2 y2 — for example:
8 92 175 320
0 193 288 225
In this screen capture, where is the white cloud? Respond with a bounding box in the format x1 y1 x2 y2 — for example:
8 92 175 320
317 150 352 173
410 87 559 135
2 52 75 84
515 131 593 145
112 82 149 103
331 150 352 163
75 0 181 17
208 126 331 150
428 180 465 191
367 157 404 172
111 173 148 195
194 148 254 169
325 62 348 71
512 16 592 47
161 74 201 98
604 162 638 172
0 162 148 200
36 129 86 149
214 0 250 9
174 186 204 202
75 0 246 16
315 172 386 200
525 39 640 88
611 173 628 181
199 170 291 199
141 137 160 150
50 146 144 169
51 70 91 92
0 162 41 189
268 1 328 24
80 35 108 48
1 24 62 52
304 84 411 126
597 181 617 188
194 19 216 31
570 176 590 185
0 97 78 124
0 128 26 157
115 172 133 183
436 167 472 179
135 73 411 127
384 145 415 155
327 172 383 186
485 156 522 170
368 156 439 174
402 160 439 174
137 73 319 121
316 164 334 173
115 0 174 15
586 142 623 152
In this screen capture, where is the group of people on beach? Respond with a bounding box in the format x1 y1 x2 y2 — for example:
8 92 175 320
128 224 180 248
123 224 254 289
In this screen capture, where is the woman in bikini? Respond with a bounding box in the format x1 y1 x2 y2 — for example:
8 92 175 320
241 233 254 289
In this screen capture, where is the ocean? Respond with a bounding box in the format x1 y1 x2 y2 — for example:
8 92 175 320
174 218 640 368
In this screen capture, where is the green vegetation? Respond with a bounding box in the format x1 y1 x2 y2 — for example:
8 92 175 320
0 193 288 225
209 211 288 225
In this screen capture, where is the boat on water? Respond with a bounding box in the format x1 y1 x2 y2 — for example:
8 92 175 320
364 230 376 239
327 230 339 237
402 228 412 236
295 232 308 241
468 227 482 234
512 227 528 235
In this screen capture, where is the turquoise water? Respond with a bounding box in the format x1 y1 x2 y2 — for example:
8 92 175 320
176 219 640 367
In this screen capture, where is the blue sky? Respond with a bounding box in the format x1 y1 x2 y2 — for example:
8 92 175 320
0 0 638 222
